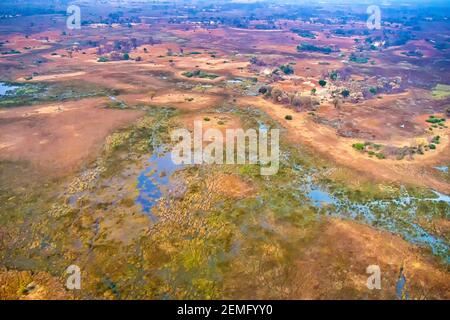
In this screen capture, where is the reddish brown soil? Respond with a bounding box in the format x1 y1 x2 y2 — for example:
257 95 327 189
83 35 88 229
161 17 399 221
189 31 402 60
292 218 450 299
0 97 143 176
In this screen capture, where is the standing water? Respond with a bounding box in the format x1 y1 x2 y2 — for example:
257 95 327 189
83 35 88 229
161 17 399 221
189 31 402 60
0 82 18 96
296 166 450 263
434 166 448 174
136 149 184 218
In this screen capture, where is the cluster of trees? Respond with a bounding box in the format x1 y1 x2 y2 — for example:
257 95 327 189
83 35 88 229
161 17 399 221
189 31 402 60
259 85 318 111
351 134 444 160
297 43 338 54
332 28 369 37
349 53 369 64
291 29 316 39
401 50 423 57
95 37 163 62
433 42 449 51
100 11 140 25
364 30 415 49
97 51 130 62
384 30 415 47
96 37 160 57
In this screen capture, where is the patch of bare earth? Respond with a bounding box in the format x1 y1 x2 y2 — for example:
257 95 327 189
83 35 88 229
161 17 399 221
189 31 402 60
0 97 144 177
208 173 254 199
137 92 221 111
291 218 450 299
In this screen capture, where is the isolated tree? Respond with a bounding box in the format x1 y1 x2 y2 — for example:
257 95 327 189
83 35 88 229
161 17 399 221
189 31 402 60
319 79 327 87
259 85 272 95
333 97 342 110
291 95 302 108
131 38 138 49
279 64 294 75
271 88 283 102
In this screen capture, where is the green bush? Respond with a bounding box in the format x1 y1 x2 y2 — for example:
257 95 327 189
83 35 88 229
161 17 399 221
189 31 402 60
330 71 339 81
182 71 194 78
285 115 293 120
280 64 294 75
352 143 365 151
182 70 218 79
426 116 445 124
431 136 440 144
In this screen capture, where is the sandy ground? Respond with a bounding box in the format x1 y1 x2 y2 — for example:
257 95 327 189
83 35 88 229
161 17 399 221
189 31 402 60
292 218 450 299
17 72 87 82
138 92 221 110
0 97 143 176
